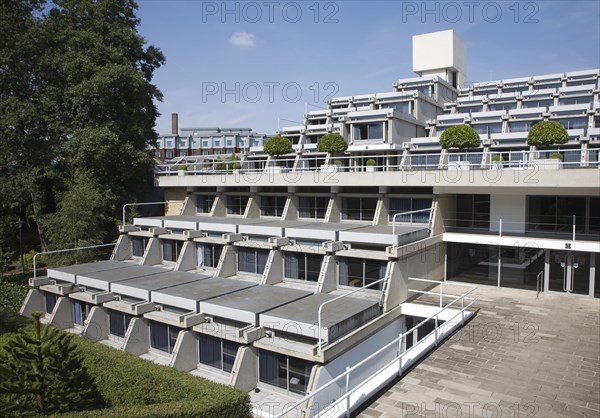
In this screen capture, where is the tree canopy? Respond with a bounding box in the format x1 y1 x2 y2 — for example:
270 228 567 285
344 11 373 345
439 125 481 149
263 136 293 156
526 120 569 147
0 0 165 253
316 133 348 153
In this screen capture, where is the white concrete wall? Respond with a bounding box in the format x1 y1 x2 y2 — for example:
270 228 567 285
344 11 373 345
490 194 527 234
308 319 403 416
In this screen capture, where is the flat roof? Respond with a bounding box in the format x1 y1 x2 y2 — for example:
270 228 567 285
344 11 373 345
260 293 381 342
150 277 257 312
47 260 134 283
110 271 210 300
76 265 171 291
200 285 313 325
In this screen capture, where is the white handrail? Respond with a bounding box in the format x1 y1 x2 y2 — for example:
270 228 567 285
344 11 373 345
317 277 388 351
391 208 432 250
122 201 167 226
33 243 116 279
275 281 477 418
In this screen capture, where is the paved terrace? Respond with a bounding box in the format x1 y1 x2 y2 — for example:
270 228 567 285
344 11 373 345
360 284 600 418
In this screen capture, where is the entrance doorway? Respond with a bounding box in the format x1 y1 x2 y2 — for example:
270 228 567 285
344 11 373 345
548 251 591 295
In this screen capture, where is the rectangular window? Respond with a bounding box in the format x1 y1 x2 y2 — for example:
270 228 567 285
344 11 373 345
298 196 328 219
109 311 133 338
341 197 378 221
237 247 270 275
528 196 591 234
131 237 148 258
455 194 490 229
258 349 313 394
227 195 249 215
388 198 432 222
354 122 383 140
196 195 215 214
196 243 223 268
338 257 387 290
260 196 287 217
73 301 92 326
284 252 323 282
149 321 181 354
198 334 241 373
162 240 183 262
45 293 57 314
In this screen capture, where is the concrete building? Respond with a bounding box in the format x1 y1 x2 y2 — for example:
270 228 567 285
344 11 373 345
22 30 599 417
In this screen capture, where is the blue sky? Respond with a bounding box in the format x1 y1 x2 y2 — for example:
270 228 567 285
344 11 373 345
136 0 600 135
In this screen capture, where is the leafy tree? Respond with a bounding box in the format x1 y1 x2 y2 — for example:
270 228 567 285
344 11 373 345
0 0 165 251
526 120 569 147
439 125 481 149
263 136 293 156
0 312 104 415
317 133 348 153
0 248 15 278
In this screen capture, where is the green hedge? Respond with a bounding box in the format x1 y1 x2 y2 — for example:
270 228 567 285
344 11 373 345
56 336 252 417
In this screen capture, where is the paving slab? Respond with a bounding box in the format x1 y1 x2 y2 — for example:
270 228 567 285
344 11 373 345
358 284 600 418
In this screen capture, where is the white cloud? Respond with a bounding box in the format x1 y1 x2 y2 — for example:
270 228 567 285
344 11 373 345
229 32 256 48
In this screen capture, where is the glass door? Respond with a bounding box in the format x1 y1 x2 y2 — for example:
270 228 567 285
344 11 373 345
548 251 590 295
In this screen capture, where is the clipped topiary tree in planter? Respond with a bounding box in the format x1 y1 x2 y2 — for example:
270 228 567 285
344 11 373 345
263 136 293 156
526 120 568 147
439 125 481 149
316 133 348 153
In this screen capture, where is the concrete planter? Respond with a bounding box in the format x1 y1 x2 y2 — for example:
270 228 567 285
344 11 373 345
366 166 376 172
533 158 562 170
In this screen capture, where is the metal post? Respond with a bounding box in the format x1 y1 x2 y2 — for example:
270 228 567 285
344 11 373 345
345 366 351 417
572 215 576 241
499 218 502 237
461 293 465 324
439 281 443 308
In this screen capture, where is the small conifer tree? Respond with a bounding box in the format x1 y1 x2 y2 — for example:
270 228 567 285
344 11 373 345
0 312 103 415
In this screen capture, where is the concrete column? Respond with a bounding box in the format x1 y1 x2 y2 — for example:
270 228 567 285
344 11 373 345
282 195 298 221
244 195 259 218
316 255 338 294
210 194 227 217
373 196 388 226
142 238 162 266
383 261 405 312
111 234 132 261
50 297 74 330
230 346 257 392
123 317 149 355
324 195 341 223
215 245 237 277
261 250 283 285
176 241 196 271
19 289 45 317
83 306 109 341
171 330 198 372
180 195 196 216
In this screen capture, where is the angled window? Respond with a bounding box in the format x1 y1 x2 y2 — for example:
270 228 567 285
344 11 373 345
198 334 241 373
338 257 387 290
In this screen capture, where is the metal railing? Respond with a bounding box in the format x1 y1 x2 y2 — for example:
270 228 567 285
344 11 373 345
536 270 544 299
274 280 477 418
317 277 388 351
33 243 116 279
444 215 600 241
391 208 433 250
157 148 599 176
122 201 167 226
